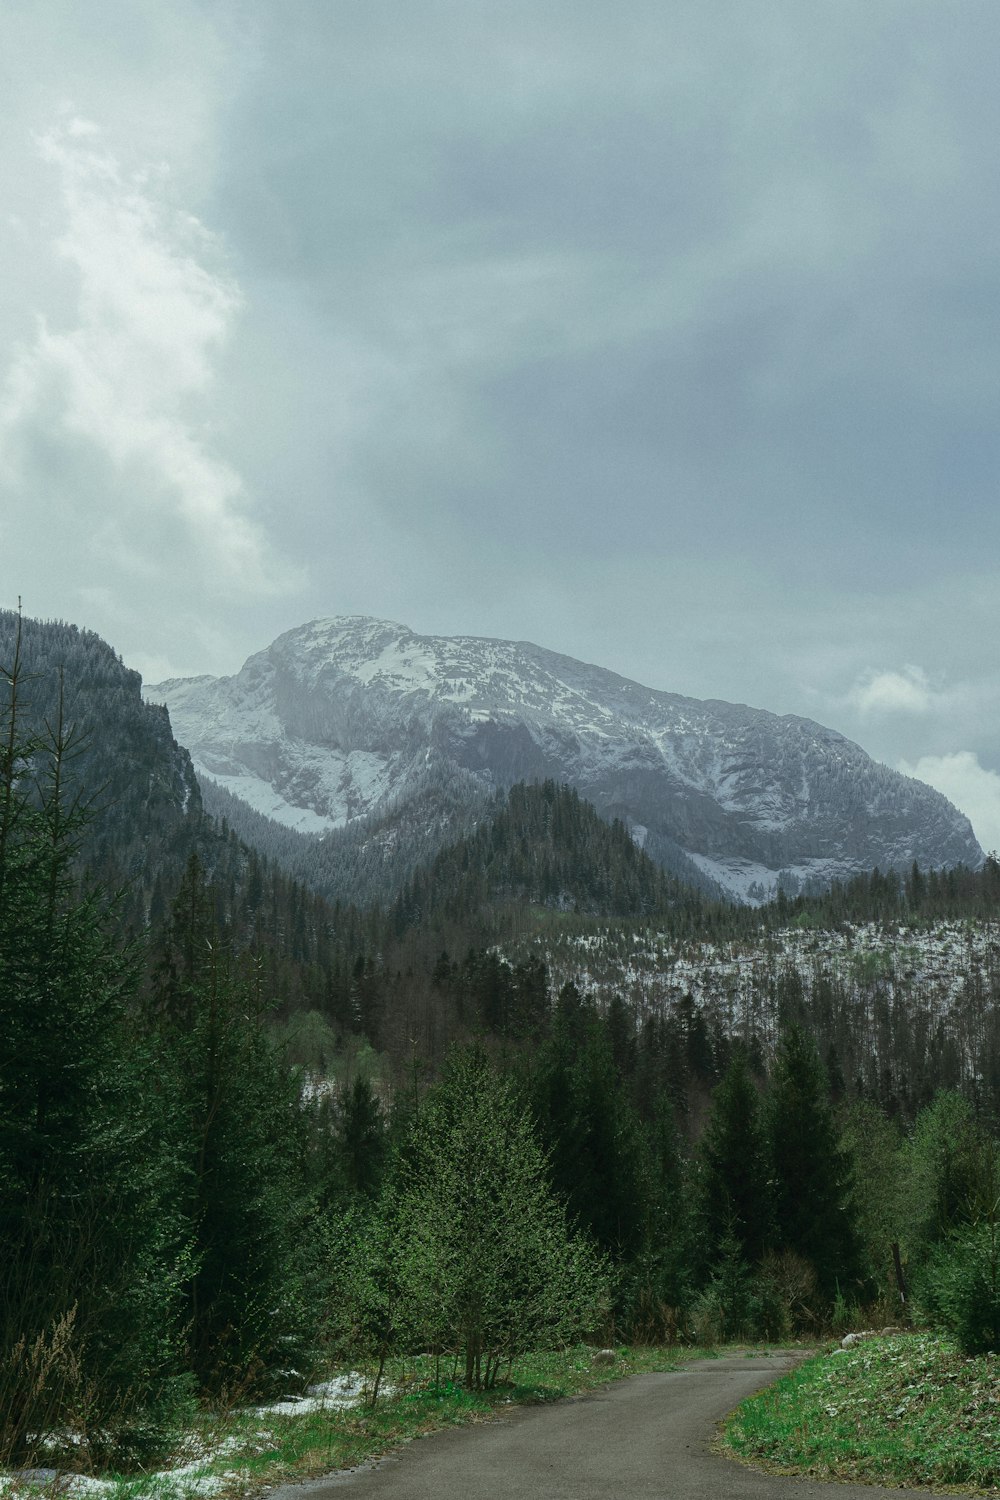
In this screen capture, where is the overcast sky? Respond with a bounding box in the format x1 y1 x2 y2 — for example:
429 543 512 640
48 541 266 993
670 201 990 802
3 1 1000 849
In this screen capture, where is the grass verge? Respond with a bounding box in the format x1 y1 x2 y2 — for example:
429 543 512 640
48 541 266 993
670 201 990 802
723 1332 1000 1494
1 1343 705 1500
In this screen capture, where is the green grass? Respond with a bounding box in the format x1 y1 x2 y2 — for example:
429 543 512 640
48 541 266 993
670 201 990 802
1 1344 697 1500
724 1332 1000 1493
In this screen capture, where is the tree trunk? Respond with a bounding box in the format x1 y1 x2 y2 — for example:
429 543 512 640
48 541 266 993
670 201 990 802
891 1241 908 1302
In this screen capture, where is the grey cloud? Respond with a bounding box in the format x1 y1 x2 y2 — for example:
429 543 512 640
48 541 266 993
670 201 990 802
4 0 1000 850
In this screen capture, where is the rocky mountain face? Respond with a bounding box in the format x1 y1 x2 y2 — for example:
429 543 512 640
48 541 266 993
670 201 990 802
147 616 983 902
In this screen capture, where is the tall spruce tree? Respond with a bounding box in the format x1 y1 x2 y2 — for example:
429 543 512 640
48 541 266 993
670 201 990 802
336 1073 387 1199
767 1024 860 1300
0 628 187 1465
153 856 318 1395
533 1000 648 1261
699 1046 772 1268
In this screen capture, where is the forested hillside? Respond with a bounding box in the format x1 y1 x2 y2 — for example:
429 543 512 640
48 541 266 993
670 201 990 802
5 609 1000 1111
0 610 202 924
0 611 370 1012
386 779 713 933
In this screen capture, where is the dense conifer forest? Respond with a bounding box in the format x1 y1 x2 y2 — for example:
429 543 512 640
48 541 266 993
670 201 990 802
5 611 1000 1471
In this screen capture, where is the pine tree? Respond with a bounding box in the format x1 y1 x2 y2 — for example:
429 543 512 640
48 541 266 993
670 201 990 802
699 1047 772 1268
766 1024 860 1300
0 627 188 1465
153 859 318 1395
533 1000 651 1285
336 1073 387 1199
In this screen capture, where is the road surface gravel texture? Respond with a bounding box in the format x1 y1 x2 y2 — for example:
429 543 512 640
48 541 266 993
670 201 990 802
267 1353 970 1499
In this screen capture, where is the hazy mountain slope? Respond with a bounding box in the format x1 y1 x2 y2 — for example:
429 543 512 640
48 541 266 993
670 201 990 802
199 759 493 910
0 610 205 922
147 615 983 902
0 613 365 1009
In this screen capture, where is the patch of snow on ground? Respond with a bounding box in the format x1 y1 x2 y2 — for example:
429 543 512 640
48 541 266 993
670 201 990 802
3 1376 382 1498
253 1371 380 1416
688 854 861 906
20 1460 237 1498
339 749 395 811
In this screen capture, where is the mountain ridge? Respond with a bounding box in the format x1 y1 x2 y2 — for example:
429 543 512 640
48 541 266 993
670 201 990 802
147 614 983 902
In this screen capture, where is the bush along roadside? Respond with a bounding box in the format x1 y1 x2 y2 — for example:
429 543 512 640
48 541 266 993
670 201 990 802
724 1331 1000 1493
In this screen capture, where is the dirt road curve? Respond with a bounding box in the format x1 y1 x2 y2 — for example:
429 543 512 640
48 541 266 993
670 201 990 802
267 1353 968 1499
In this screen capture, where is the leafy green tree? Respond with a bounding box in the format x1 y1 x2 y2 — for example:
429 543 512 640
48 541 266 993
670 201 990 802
918 1219 1000 1355
840 1101 908 1305
324 1199 407 1403
394 1048 607 1389
905 1092 1000 1353
900 1091 996 1275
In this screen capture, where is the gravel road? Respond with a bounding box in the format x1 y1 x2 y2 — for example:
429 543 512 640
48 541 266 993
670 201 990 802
267 1352 970 1499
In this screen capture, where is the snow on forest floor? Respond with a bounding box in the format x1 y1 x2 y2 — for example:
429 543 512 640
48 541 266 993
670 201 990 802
0 1375 387 1500
522 918 1000 1026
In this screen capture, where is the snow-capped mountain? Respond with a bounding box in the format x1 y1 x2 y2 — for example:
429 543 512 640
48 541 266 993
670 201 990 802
146 617 982 901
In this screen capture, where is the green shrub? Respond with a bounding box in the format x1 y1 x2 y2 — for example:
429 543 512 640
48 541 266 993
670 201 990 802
918 1221 1000 1355
690 1233 789 1344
